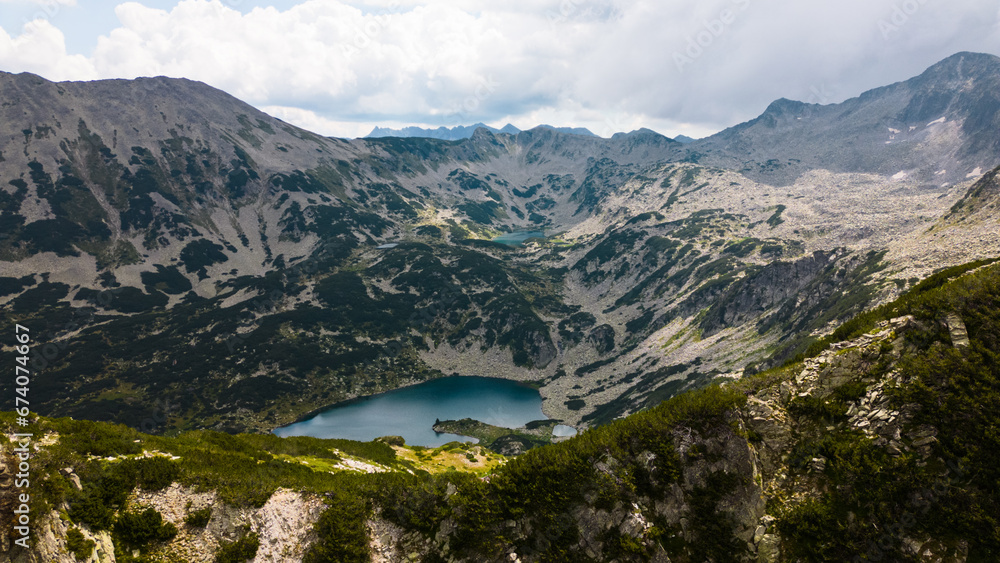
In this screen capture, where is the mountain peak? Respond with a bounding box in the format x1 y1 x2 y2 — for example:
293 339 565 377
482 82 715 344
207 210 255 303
536 124 597 137
698 51 1000 185
925 51 1000 71
907 51 1000 88
611 127 669 140
762 97 811 116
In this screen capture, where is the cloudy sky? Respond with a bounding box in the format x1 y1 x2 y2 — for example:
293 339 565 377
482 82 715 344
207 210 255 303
1 0 999 139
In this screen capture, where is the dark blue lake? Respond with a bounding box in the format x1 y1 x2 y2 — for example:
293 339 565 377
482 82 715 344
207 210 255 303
273 376 546 447
492 231 545 246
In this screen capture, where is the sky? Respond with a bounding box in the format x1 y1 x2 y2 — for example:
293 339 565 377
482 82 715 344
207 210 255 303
0 0 999 139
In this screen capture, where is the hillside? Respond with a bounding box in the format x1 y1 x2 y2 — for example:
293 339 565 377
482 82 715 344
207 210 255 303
2 54 1000 436
692 51 1000 187
2 258 998 562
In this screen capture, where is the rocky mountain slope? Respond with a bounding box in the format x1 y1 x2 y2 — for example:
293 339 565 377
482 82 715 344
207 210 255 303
692 51 1000 187
3 258 997 562
1 53 1000 437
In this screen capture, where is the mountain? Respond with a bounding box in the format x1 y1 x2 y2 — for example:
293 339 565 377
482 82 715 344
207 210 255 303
692 51 1000 186
0 51 999 452
673 134 697 144
366 122 599 140
4 258 999 561
536 124 598 137
366 122 517 140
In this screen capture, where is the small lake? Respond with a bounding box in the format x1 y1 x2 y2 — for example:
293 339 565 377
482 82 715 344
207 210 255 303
492 231 545 246
273 376 547 447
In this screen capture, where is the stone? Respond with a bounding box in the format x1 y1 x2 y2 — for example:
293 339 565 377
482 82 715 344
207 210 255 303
945 313 970 348
779 382 793 403
756 534 781 562
810 457 827 472
902 537 923 555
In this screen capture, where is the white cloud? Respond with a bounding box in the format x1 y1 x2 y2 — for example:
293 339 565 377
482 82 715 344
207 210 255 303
260 105 375 138
0 19 95 80
1 0 999 137
0 0 76 5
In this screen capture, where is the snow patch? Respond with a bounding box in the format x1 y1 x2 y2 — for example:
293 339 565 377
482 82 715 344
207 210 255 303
935 170 947 176
909 126 917 132
927 117 946 126
966 167 983 179
892 171 907 181
888 127 901 134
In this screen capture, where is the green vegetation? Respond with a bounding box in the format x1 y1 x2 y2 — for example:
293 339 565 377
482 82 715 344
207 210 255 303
114 507 178 550
140 265 193 295
0 381 750 562
66 527 96 560
431 418 557 452
303 493 371 563
776 260 1000 560
215 533 260 563
787 257 999 363
766 204 786 228
425 385 745 560
179 238 229 279
4 260 1000 561
762 249 890 363
785 380 867 424
184 506 212 527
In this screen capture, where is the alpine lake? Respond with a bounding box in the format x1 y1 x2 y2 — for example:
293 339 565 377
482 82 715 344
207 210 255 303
274 376 576 447
276 231 575 448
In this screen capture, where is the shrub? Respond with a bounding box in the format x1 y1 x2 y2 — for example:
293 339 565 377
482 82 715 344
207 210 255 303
303 493 371 563
66 527 96 560
113 507 178 547
130 457 180 491
184 507 212 527
214 533 260 563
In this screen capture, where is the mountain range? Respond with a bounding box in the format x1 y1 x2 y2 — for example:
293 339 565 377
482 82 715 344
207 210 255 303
366 123 597 140
1 50 1000 563
0 52 998 433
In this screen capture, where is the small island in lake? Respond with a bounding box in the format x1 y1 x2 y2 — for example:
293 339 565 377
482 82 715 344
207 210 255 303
431 418 573 455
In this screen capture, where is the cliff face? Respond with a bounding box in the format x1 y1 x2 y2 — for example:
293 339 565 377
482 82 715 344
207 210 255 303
0 483 323 563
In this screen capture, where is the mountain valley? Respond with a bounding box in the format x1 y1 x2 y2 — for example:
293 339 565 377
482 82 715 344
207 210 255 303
0 50 1000 563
